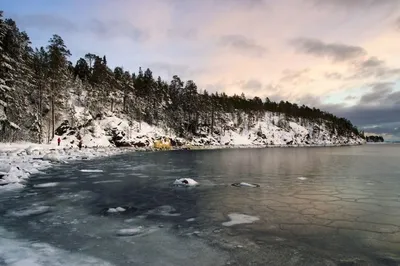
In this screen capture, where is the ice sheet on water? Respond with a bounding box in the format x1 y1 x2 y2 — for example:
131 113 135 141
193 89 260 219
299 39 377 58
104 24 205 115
297 177 307 180
80 169 104 173
93 180 122 184
147 205 181 216
222 213 260 227
0 226 114 266
5 206 51 217
34 182 59 188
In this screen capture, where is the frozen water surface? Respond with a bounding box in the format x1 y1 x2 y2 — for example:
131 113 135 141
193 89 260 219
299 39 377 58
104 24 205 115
1 145 400 265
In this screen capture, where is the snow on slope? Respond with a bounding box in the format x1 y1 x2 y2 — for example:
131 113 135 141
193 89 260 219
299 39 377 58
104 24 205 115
49 89 363 149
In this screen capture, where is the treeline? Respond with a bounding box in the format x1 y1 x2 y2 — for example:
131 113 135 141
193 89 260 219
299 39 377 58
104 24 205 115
0 11 361 142
366 135 384 143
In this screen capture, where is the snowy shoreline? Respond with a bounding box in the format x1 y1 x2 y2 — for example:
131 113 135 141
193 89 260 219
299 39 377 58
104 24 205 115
0 142 134 190
0 140 364 190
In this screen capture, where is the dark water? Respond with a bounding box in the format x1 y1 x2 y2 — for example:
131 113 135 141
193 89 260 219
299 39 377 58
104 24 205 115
0 144 400 265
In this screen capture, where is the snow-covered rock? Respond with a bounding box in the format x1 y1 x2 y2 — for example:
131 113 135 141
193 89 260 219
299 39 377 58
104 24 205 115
173 178 199 187
43 153 61 162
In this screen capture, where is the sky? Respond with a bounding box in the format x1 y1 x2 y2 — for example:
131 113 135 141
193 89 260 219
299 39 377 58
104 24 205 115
3 0 400 140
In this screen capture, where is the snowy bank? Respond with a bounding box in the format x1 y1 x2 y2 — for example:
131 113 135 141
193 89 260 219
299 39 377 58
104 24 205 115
0 142 131 190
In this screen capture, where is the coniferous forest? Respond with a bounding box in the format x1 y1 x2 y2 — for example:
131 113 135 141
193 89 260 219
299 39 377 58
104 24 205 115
0 11 363 144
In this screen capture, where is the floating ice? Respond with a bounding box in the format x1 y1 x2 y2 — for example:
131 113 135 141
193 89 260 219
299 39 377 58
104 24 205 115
186 218 196 222
173 178 199 187
222 213 259 227
148 205 181 216
297 177 307 180
6 206 51 217
116 227 144 236
93 180 122 184
107 207 126 213
231 182 260 188
34 182 59 188
80 169 104 173
0 226 113 266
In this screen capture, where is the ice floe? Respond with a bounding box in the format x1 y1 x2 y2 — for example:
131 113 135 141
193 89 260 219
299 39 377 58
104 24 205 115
173 178 199 187
297 177 307 181
0 226 113 266
107 207 126 213
80 169 104 173
5 206 51 217
222 213 260 227
231 182 260 188
116 227 144 236
147 205 181 216
34 182 59 188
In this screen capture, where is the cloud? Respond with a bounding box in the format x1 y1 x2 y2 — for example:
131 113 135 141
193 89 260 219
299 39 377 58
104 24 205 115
16 14 77 32
359 82 395 105
349 57 400 79
89 19 147 42
241 79 263 91
146 62 205 79
167 28 197 39
395 17 400 30
15 14 147 42
290 38 367 62
310 0 400 9
280 68 314 85
294 85 400 138
218 34 267 57
325 72 343 80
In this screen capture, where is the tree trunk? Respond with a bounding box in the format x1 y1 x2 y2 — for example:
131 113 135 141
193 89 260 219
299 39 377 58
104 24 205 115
211 104 214 135
47 117 51 144
51 95 55 140
38 83 43 144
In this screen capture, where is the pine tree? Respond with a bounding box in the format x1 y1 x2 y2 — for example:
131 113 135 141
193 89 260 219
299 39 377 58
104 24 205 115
47 34 71 140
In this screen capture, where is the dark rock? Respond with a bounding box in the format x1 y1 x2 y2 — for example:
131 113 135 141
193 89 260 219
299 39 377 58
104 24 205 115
55 120 70 136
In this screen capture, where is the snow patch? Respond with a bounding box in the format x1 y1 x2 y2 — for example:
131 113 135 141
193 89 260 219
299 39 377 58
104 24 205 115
222 213 260 227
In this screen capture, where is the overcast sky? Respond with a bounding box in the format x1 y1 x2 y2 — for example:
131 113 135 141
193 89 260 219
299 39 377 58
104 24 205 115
4 0 400 140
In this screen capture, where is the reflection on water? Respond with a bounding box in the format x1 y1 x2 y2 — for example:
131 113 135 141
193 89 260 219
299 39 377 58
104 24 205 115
0 145 399 265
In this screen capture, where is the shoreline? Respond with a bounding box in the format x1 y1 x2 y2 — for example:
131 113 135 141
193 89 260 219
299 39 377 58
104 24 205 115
0 140 364 190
